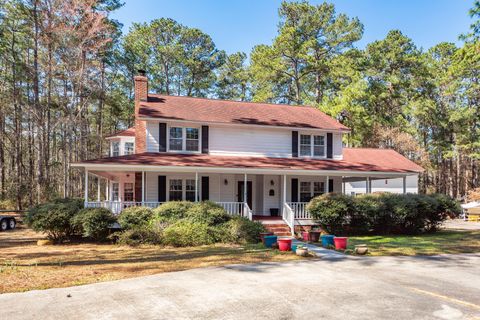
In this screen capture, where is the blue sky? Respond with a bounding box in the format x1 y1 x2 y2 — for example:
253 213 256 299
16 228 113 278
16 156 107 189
112 0 473 54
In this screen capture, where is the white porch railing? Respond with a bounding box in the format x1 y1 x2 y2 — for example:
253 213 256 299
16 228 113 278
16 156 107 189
85 201 164 215
282 202 295 236
86 201 254 220
287 202 311 220
217 202 244 216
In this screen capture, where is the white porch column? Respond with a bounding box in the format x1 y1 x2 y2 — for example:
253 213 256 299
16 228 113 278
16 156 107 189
142 171 145 205
84 169 89 205
402 176 407 194
282 174 287 206
106 179 109 201
97 178 101 201
365 177 370 194
326 176 330 193
243 173 247 205
195 172 199 202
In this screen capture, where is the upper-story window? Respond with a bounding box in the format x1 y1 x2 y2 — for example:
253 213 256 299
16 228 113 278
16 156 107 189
169 127 200 152
112 142 120 157
299 134 325 157
125 142 134 155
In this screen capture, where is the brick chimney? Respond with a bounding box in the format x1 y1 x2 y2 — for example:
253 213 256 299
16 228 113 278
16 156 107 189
134 70 148 153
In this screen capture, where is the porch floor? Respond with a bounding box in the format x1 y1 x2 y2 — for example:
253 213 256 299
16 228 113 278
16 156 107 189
252 215 285 225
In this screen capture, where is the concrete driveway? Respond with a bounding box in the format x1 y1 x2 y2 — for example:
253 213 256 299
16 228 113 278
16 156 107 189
1 253 479 320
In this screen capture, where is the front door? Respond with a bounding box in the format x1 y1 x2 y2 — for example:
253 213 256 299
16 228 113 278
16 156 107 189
237 181 253 209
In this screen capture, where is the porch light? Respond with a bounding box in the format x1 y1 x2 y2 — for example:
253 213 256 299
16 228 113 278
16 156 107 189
126 174 130 178
224 179 228 185
270 180 274 186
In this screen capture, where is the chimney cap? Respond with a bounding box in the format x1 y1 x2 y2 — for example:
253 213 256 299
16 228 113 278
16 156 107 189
137 69 146 77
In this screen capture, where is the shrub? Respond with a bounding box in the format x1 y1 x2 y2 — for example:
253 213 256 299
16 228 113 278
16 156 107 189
115 226 162 246
24 198 83 242
151 201 194 224
219 217 265 244
162 220 215 247
118 206 153 230
184 201 231 225
307 194 355 235
308 193 459 235
71 208 116 241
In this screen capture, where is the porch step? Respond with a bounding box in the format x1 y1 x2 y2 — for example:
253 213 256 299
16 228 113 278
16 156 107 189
263 223 292 237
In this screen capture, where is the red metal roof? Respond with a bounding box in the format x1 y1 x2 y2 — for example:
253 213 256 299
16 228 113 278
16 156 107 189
138 95 350 131
76 148 423 173
105 126 136 138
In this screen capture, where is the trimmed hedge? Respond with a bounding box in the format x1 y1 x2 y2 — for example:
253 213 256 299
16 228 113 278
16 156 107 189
72 207 116 241
118 206 153 230
162 220 215 247
308 193 460 235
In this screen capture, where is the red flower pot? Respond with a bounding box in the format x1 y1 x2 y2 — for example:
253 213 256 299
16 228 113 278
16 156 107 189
278 238 292 251
334 237 348 250
302 231 310 241
260 232 274 244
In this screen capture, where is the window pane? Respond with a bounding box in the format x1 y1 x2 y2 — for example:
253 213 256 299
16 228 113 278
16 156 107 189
169 127 183 151
185 179 196 201
169 179 183 201
124 183 134 202
314 135 324 146
124 142 134 155
313 182 324 197
313 146 325 157
112 183 119 201
186 128 198 139
300 181 311 202
300 134 311 156
186 140 199 151
112 142 120 157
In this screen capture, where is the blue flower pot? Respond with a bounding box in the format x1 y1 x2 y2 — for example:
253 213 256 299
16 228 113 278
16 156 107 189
321 235 335 247
264 235 278 248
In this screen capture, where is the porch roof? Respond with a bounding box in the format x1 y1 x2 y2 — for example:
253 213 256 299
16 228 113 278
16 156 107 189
72 148 423 176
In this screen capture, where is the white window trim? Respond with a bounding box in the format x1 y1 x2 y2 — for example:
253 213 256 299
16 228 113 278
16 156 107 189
111 141 120 157
298 133 326 159
124 142 134 155
167 125 202 154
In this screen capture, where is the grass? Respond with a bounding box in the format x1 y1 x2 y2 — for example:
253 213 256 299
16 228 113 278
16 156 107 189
346 230 480 256
0 227 304 293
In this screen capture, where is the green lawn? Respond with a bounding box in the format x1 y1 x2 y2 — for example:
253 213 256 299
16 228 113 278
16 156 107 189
346 230 480 256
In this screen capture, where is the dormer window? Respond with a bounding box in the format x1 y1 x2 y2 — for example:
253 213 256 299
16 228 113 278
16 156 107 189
112 142 120 157
300 134 325 157
125 142 134 155
169 126 200 152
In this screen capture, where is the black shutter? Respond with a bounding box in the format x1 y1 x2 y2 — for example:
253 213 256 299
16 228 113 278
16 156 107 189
291 178 298 202
201 126 209 154
159 123 167 152
329 179 334 193
158 175 166 202
201 176 209 201
326 133 333 159
292 131 298 158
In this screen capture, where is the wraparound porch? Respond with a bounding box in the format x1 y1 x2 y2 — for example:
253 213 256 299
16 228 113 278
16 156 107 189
80 166 413 236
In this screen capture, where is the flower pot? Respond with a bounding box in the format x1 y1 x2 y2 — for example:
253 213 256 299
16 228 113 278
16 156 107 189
263 235 278 248
278 238 292 251
355 244 368 255
291 244 297 253
296 247 309 257
334 237 348 250
259 232 274 244
302 231 310 241
321 235 335 247
309 231 321 242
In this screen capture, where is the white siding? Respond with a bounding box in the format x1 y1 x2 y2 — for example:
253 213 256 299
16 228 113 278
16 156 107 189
209 125 292 157
146 122 159 152
333 133 343 160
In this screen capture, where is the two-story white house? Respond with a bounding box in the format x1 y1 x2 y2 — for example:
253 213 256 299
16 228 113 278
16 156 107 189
72 71 423 234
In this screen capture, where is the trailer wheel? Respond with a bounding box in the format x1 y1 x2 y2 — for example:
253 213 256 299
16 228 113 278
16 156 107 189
8 218 16 230
0 219 7 231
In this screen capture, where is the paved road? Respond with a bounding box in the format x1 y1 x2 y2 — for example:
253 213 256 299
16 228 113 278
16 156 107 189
1 253 479 320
